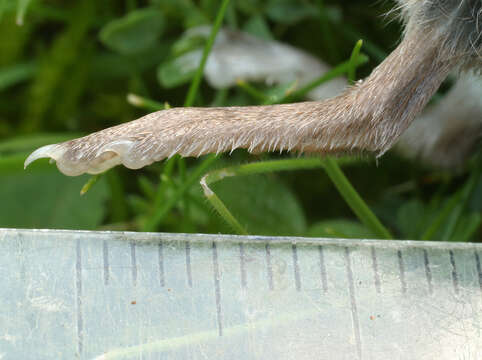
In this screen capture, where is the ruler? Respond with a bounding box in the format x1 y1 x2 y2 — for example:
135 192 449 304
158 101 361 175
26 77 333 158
1 229 481 359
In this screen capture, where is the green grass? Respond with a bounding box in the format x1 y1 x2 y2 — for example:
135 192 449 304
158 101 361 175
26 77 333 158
0 0 480 241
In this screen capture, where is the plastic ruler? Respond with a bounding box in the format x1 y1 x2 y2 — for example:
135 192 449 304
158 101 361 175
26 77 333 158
0 229 481 359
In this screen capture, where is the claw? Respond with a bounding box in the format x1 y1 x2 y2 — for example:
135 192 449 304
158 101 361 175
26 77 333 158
24 144 66 169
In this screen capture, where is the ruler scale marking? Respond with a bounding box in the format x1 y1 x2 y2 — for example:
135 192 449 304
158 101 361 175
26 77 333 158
130 242 137 286
103 240 109 286
344 247 362 360
397 250 407 294
266 244 274 290
449 250 459 294
18 234 26 282
423 249 433 295
212 242 223 337
185 242 193 287
475 251 482 294
75 239 83 355
371 247 381 293
239 243 247 289
158 242 165 287
318 245 328 293
292 244 301 291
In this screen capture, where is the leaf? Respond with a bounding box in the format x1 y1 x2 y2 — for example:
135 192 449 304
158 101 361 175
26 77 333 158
182 10 209 28
266 0 318 25
127 194 151 214
157 51 199 88
150 0 208 26
16 0 32 25
321 6 343 23
91 42 170 79
99 8 165 54
137 175 156 200
0 171 108 229
243 15 273 40
0 62 36 91
469 176 482 212
236 0 264 16
307 220 377 239
264 80 299 103
80 174 102 195
211 174 307 236
22 1 94 132
449 213 481 242
396 199 428 239
171 31 207 57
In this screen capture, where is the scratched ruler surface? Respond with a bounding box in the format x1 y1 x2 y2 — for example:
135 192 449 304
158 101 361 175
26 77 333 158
0 229 481 360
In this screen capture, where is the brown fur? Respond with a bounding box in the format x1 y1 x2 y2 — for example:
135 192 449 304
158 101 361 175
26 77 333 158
25 6 473 176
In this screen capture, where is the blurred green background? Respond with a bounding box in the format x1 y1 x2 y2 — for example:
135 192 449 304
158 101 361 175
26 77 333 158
0 0 480 240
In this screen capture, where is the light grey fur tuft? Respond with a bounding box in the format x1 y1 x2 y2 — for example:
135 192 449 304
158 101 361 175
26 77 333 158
396 0 482 70
396 74 482 168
